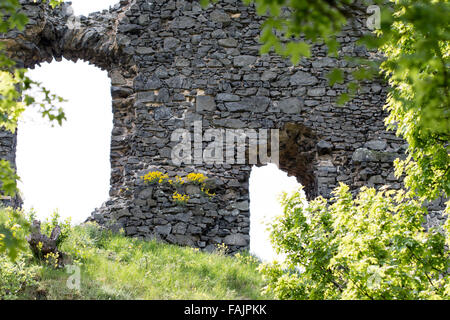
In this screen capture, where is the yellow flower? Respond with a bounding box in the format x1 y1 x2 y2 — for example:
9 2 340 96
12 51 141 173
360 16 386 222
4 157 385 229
142 171 169 184
175 175 185 185
201 187 215 198
186 173 207 185
172 191 190 205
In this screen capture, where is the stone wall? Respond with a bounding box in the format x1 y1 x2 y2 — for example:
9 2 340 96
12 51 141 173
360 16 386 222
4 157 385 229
1 0 445 253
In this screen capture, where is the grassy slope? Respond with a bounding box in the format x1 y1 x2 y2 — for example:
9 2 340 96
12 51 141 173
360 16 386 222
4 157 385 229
16 223 271 300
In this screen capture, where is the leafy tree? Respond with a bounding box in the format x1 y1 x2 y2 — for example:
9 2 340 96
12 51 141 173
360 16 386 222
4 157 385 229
0 207 30 261
0 0 64 260
260 185 449 299
379 1 449 200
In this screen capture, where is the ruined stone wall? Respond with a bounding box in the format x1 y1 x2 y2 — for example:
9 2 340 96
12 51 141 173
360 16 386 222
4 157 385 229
2 0 446 253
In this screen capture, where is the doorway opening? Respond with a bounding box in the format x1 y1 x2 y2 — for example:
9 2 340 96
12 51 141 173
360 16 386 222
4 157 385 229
16 58 113 224
249 163 304 262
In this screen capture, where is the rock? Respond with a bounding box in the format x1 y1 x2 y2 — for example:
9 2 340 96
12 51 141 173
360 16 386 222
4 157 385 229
196 95 216 112
312 57 335 68
169 234 195 246
137 226 150 233
216 93 240 102
204 178 220 190
125 226 137 236
174 213 191 222
135 91 156 105
210 10 231 23
372 84 382 93
155 224 172 236
154 106 172 120
138 188 153 200
187 225 202 234
118 24 140 33
337 174 349 182
364 139 387 151
166 75 186 89
261 70 278 81
186 184 201 195
164 37 180 51
175 57 190 67
359 168 375 180
352 148 399 163
109 70 126 85
252 96 271 113
234 201 249 211
368 175 384 185
233 55 257 67
317 140 333 155
224 101 249 112
111 86 132 98
307 87 326 97
225 96 269 113
278 97 303 114
290 71 318 86
137 14 149 26
172 16 196 29
386 172 398 181
352 148 378 162
224 234 248 246
218 38 237 48
211 29 226 38
213 119 246 129
145 76 163 90
172 222 187 235
113 209 131 219
136 47 153 55
204 244 217 253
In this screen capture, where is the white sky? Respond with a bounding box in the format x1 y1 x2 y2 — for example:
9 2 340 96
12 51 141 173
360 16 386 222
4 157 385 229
17 59 113 225
249 164 301 262
16 0 303 262
69 0 119 15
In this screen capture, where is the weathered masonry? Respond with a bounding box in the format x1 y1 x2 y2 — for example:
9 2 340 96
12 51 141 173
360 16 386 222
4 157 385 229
2 0 446 253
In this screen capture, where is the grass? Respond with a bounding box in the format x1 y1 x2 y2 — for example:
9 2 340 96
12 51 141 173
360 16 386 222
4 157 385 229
6 223 272 300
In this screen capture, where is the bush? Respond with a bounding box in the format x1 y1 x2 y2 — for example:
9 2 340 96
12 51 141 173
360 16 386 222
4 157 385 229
260 184 450 300
40 210 72 248
0 253 40 299
0 207 30 261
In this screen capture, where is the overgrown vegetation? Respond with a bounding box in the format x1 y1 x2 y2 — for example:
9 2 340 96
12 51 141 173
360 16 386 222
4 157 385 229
0 209 270 300
260 185 449 300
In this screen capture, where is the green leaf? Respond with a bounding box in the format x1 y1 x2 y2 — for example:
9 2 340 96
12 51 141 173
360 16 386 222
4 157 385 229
328 68 344 86
285 42 311 65
337 93 350 106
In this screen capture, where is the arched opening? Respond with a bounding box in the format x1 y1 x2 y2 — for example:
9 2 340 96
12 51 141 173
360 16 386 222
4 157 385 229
16 58 113 223
249 122 319 261
249 163 304 262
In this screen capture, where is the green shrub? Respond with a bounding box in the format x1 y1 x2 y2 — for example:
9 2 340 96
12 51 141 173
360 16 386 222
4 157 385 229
0 252 40 299
0 207 30 261
41 210 72 248
260 184 450 300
